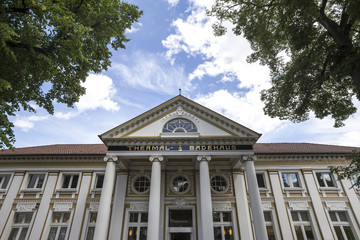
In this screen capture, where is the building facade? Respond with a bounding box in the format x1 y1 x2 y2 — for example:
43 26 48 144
0 95 359 240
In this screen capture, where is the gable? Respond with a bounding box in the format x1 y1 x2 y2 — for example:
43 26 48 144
100 95 261 142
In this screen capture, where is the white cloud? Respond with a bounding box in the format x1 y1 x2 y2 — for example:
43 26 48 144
167 0 180 7
55 74 119 120
126 22 143 33
14 116 48 132
195 89 285 134
111 51 193 95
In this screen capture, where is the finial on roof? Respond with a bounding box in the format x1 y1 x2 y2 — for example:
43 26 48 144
179 88 182 95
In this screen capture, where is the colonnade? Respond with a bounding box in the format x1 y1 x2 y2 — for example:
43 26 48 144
93 154 267 240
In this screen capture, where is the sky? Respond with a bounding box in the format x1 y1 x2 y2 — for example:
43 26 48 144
11 0 360 148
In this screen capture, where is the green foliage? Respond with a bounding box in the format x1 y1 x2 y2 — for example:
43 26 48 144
330 151 360 188
208 0 360 127
0 0 142 149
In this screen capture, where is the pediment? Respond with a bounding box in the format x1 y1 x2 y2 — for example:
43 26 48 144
100 95 261 144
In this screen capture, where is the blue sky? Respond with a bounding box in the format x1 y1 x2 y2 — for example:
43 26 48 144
11 0 360 148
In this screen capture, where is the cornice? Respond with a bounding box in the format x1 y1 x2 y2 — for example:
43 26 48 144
103 136 258 146
0 155 105 163
255 154 348 162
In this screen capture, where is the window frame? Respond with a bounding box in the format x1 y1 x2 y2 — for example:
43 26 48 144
256 171 271 195
263 209 281 240
84 211 97 240
6 211 35 240
131 175 151 195
289 211 317 240
0 173 13 193
327 210 359 240
279 171 305 193
170 174 190 194
123 210 148 240
46 211 72 240
21 172 47 193
56 172 81 193
313 171 339 191
212 210 237 240
210 174 229 194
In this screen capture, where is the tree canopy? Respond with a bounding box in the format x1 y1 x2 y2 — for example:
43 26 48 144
0 0 142 149
208 0 360 127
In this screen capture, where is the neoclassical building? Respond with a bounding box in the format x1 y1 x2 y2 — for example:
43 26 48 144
0 95 359 240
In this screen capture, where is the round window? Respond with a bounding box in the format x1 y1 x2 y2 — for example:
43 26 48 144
132 175 150 194
210 175 228 193
171 175 190 193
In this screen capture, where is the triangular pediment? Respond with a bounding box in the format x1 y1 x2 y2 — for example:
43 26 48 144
100 95 261 144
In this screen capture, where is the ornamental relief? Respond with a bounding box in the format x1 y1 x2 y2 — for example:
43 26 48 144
53 202 72 211
16 202 37 212
212 201 231 211
160 106 200 124
289 201 308 210
326 201 347 210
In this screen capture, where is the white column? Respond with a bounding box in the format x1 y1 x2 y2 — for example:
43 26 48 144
147 155 163 240
197 155 214 240
68 171 92 239
242 155 268 240
109 171 128 239
303 170 334 239
29 171 58 239
233 171 253 240
0 171 24 236
268 170 293 239
341 178 360 226
93 155 118 240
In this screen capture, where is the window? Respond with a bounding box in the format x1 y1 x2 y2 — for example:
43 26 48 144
132 176 150 194
61 174 79 189
162 118 197 133
47 212 70 240
95 175 104 189
171 175 189 193
257 173 266 188
329 211 356 240
210 175 228 193
213 211 234 240
7 212 33 240
264 211 276 240
282 172 301 188
316 172 335 188
85 212 97 240
127 212 148 240
27 174 45 189
0 174 11 189
291 211 315 240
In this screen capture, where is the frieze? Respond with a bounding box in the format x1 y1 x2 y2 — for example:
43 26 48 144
173 198 188 208
16 202 37 212
108 145 252 152
289 201 308 210
130 202 148 211
326 201 347 210
212 201 231 211
262 202 272 210
53 202 72 211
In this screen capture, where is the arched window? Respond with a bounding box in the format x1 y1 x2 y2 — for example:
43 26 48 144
162 118 197 133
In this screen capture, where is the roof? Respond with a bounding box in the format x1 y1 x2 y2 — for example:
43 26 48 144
0 143 358 156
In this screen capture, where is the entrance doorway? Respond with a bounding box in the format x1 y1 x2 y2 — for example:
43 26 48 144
170 233 191 240
167 208 194 240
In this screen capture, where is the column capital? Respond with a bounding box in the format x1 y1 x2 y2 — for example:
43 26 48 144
104 155 118 162
241 155 256 163
149 155 163 162
197 155 211 162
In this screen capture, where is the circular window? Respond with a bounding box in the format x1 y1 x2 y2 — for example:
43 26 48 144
171 175 190 194
210 175 228 193
132 175 150 194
